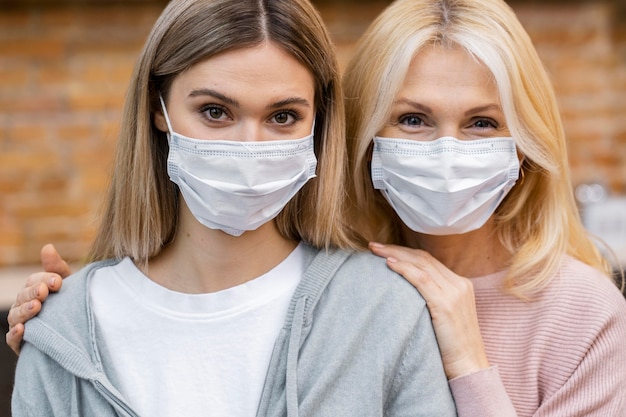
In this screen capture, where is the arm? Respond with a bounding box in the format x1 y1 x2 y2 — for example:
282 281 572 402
532 289 626 416
12 342 65 416
387 299 458 417
5 244 71 355
370 242 518 417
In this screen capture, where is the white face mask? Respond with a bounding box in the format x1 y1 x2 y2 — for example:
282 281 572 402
160 96 317 236
371 136 519 235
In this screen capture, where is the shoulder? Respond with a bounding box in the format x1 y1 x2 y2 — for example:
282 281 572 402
341 250 414 284
300 247 436 346
26 259 123 348
550 256 626 312
317 248 428 319
533 256 626 334
21 259 124 375
38 259 121 319
334 249 421 293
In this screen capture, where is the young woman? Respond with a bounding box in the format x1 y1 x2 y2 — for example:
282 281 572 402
343 0 626 415
9 0 455 416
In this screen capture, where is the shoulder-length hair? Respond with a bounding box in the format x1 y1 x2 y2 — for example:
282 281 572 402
89 0 357 263
343 0 613 297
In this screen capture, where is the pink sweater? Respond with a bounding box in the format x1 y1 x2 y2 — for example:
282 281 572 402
449 256 626 416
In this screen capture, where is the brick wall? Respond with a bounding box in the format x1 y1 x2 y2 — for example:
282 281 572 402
512 2 626 191
0 1 625 267
0 4 165 266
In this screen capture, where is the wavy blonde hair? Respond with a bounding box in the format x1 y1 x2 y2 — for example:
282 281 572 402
88 0 358 264
343 0 613 297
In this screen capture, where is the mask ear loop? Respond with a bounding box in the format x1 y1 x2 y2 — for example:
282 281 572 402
158 94 174 135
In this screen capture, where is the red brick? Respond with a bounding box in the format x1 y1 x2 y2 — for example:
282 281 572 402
0 39 65 60
0 11 34 34
0 66 30 88
0 93 65 114
36 64 73 85
67 89 125 112
56 124 94 142
0 152 61 175
10 196 92 219
0 227 24 253
81 63 134 85
34 175 70 193
0 178 27 195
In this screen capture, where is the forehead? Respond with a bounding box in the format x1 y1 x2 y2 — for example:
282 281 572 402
172 42 315 99
401 45 498 99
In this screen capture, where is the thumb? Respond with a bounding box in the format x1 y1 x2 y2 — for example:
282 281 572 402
40 243 72 278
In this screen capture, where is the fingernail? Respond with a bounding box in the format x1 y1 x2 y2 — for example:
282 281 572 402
48 277 56 287
27 301 34 310
370 242 384 248
387 256 398 263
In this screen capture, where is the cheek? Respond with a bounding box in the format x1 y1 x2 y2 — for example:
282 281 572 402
377 125 401 138
161 106 211 139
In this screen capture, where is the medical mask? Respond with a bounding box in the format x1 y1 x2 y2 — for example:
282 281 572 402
160 96 317 236
371 136 519 235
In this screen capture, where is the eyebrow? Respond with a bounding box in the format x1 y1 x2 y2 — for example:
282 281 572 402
188 88 311 110
463 104 502 116
189 88 238 107
268 97 311 110
394 98 501 116
394 98 431 113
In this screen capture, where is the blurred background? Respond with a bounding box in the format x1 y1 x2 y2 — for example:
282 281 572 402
0 0 625 415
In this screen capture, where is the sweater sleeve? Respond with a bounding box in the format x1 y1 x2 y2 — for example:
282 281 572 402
448 302 626 417
12 342 72 416
463 260 626 417
449 366 517 417
387 303 458 417
532 298 626 416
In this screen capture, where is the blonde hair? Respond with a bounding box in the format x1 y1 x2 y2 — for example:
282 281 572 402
344 0 613 297
89 0 357 263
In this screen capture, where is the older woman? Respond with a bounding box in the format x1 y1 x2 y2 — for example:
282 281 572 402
344 0 626 415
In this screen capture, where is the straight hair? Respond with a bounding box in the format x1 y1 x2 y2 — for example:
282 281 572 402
344 0 614 298
88 0 358 264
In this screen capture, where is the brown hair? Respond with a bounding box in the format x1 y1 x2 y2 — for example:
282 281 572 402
88 0 357 263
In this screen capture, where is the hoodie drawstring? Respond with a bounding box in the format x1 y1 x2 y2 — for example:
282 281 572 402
286 296 307 417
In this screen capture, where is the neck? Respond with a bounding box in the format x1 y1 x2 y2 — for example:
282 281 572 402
142 206 298 293
401 220 510 278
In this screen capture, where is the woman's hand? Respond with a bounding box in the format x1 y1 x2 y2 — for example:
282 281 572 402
369 242 489 380
6 244 71 355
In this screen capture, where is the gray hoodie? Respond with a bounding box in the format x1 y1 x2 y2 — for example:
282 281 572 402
12 244 456 417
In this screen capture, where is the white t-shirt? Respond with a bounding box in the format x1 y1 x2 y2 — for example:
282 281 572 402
90 244 304 417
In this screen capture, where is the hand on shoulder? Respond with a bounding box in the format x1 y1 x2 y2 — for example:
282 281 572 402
6 244 71 355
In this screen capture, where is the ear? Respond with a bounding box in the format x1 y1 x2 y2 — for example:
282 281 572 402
153 111 169 133
516 148 525 165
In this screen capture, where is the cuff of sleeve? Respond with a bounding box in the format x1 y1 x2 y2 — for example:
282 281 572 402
448 366 517 417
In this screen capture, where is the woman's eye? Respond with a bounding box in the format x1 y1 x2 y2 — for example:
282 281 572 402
201 105 228 120
473 118 498 129
274 112 290 124
399 114 425 127
270 111 300 125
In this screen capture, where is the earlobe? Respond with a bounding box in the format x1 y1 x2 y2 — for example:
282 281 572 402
154 111 168 133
